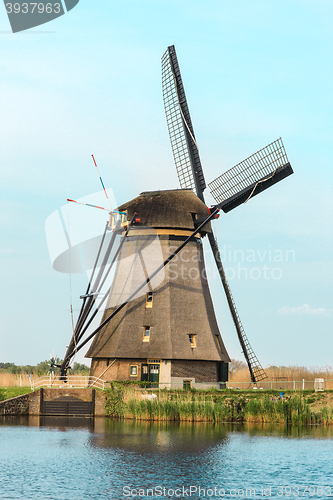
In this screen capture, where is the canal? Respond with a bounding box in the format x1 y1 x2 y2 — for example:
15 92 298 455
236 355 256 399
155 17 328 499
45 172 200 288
0 417 332 499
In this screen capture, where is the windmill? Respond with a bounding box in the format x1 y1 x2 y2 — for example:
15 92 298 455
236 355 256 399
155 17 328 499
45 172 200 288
59 45 293 387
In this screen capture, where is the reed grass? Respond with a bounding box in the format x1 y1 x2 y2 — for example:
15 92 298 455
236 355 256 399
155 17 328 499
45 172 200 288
229 363 333 390
105 387 333 425
0 373 33 388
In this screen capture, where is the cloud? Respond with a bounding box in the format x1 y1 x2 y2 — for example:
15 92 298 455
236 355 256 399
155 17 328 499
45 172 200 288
278 304 332 316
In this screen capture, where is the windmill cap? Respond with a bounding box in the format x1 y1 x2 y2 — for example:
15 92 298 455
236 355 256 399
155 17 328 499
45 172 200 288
117 189 212 233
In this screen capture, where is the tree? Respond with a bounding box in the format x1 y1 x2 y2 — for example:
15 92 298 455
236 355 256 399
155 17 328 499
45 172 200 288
71 362 90 375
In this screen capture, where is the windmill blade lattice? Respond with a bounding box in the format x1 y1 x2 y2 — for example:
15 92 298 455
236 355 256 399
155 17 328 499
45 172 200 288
162 44 268 384
208 233 267 383
209 138 293 212
161 45 206 198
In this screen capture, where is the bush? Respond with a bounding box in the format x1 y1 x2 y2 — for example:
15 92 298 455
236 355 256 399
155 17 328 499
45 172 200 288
105 383 125 418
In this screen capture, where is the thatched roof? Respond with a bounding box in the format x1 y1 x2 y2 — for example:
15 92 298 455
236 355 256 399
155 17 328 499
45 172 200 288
117 189 212 233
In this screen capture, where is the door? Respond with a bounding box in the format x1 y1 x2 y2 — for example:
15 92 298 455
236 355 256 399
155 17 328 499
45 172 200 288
141 363 160 387
141 364 149 383
149 364 160 388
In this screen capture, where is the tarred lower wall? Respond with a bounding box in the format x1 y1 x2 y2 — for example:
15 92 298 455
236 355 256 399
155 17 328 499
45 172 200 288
171 360 219 383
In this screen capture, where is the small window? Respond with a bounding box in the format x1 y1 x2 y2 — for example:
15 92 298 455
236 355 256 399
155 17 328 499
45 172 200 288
130 365 138 376
143 326 151 342
146 292 153 308
188 334 196 348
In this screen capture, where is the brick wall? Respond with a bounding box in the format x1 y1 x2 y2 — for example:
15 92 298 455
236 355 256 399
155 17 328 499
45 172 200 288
90 358 145 382
171 360 219 383
29 391 41 415
91 358 219 384
42 388 93 402
95 391 107 416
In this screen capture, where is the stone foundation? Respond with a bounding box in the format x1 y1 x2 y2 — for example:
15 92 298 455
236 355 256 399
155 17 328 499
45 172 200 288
0 394 29 415
0 389 106 416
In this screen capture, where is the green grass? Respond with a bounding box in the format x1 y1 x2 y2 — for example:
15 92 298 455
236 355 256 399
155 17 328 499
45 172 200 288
0 387 32 402
105 387 333 425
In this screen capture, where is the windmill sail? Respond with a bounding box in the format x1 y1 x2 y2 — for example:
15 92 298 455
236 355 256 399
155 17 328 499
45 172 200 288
162 45 206 200
162 45 267 383
209 138 293 213
208 234 267 382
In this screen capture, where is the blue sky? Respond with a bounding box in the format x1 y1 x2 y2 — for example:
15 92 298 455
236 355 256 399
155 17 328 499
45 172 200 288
0 0 332 368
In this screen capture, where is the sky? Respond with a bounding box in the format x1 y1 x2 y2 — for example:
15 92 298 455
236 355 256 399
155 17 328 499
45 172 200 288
0 0 332 369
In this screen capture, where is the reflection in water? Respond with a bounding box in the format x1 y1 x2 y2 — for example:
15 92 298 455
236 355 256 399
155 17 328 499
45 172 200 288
93 419 230 453
1 416 332 440
0 417 332 500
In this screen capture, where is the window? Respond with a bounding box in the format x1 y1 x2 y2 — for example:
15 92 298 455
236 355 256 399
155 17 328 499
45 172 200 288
146 292 153 308
130 365 138 376
188 334 196 348
143 326 151 342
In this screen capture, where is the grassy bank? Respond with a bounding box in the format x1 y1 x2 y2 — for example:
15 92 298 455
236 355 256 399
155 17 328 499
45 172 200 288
105 385 333 425
0 387 32 401
1 384 332 425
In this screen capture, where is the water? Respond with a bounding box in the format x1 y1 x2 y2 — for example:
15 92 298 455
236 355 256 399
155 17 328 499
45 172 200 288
0 417 332 499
